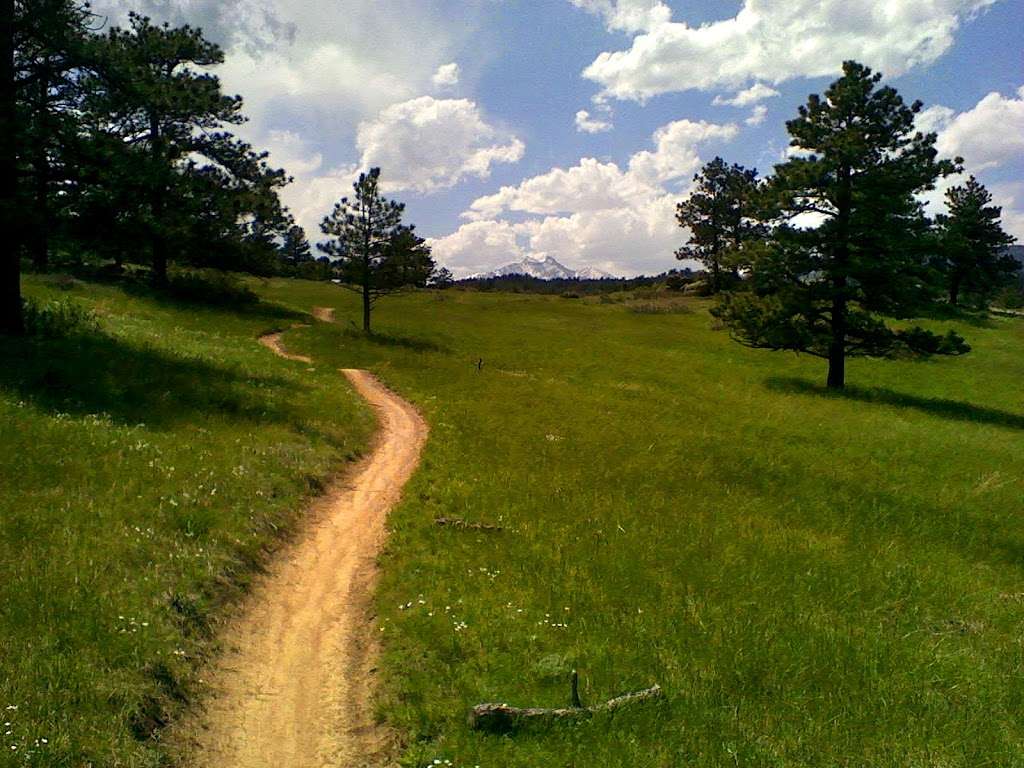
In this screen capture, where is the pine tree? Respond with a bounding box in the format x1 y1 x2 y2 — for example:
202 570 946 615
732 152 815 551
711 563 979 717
280 224 313 268
3 0 92 332
675 157 762 292
83 14 246 285
714 61 968 389
318 168 433 332
936 176 1016 306
0 0 19 334
430 266 454 288
16 0 91 271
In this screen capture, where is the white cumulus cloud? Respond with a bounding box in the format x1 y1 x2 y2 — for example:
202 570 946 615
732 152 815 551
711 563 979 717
744 105 768 125
356 97 524 194
916 86 1024 240
713 83 780 107
918 86 1024 171
432 62 461 87
434 117 737 276
575 109 613 133
578 0 998 102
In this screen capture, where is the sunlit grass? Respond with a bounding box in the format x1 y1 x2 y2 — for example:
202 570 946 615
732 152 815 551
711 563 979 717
4 273 1023 766
263 278 1024 768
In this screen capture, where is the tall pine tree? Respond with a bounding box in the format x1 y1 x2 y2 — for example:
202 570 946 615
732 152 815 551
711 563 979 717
318 168 433 332
715 61 968 389
675 157 762 293
936 176 1016 306
83 14 247 285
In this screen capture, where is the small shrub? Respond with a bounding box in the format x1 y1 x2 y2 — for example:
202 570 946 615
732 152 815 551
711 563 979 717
41 274 81 291
627 299 693 315
167 269 258 306
993 286 1024 310
561 291 582 299
22 296 100 337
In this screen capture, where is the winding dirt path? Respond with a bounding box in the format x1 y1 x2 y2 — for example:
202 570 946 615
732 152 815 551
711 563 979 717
258 324 313 363
182 328 427 767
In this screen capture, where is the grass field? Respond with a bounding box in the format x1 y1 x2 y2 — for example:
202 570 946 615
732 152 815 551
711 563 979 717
0 276 373 767
262 279 1024 768
3 275 1024 767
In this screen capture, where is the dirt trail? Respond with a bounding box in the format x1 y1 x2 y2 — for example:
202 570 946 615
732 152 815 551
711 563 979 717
313 306 336 323
258 324 312 363
182 330 427 768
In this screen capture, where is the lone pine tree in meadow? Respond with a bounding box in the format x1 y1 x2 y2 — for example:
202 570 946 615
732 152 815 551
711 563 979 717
318 168 434 333
676 157 762 293
936 176 1017 306
714 60 969 389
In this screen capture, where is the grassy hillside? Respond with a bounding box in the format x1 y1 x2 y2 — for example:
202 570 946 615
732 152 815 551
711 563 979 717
0 276 373 767
4 275 1023 767
260 279 1024 767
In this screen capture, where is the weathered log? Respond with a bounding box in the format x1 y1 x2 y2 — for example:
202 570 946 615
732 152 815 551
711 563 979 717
468 684 663 732
434 516 503 531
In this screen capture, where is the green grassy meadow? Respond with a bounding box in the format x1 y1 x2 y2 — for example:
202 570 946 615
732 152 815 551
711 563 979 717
263 280 1024 768
3 275 1024 766
0 276 373 766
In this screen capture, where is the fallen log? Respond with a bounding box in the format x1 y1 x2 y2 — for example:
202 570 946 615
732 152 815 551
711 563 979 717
468 684 663 732
434 516 503 531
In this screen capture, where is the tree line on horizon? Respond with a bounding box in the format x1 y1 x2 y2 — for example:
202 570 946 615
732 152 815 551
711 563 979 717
675 61 1018 389
1 1 437 336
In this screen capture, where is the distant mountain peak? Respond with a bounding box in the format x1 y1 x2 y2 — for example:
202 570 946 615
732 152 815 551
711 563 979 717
469 256 614 280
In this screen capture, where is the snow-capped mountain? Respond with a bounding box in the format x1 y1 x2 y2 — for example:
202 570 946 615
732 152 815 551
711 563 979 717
469 256 613 280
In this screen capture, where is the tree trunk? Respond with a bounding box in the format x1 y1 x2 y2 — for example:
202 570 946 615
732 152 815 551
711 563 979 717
827 290 846 390
0 0 23 334
31 125 49 270
827 164 852 390
149 112 168 287
949 275 961 306
362 284 371 333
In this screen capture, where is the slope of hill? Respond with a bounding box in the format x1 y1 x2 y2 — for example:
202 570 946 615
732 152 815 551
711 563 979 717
6 276 1024 766
1 276 374 765
260 279 1024 768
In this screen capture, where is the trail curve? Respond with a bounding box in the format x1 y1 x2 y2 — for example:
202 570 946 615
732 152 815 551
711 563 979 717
181 330 427 767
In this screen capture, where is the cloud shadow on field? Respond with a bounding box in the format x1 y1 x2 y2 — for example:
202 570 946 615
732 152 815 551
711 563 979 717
765 377 1024 431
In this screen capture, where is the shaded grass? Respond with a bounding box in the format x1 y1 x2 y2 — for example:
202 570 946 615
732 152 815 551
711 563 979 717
766 377 1024 431
0 277 373 767
258 279 1024 768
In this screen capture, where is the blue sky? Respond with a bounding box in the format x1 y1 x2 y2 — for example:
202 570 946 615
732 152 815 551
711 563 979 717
92 0 1023 276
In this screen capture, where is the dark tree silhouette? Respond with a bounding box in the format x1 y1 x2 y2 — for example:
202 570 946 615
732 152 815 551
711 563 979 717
675 157 762 292
714 61 969 389
280 224 313 268
318 168 434 332
0 0 19 334
81 14 288 285
936 176 1016 306
429 266 454 288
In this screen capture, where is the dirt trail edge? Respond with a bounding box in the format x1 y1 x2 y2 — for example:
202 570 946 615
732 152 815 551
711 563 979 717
183 331 427 768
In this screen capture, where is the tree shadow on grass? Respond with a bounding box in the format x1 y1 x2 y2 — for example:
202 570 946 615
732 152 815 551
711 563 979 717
341 327 450 353
120 281 307 324
0 330 312 431
911 302 997 329
765 377 1024 431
